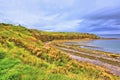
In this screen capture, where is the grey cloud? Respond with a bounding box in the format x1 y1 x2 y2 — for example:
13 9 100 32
90 26 120 31
84 7 120 20
79 6 120 33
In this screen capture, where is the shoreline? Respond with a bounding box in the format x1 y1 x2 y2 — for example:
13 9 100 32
52 39 120 55
51 39 120 76
52 37 120 44
58 38 120 54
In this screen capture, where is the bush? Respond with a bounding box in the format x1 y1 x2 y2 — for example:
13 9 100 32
6 41 15 49
0 49 6 59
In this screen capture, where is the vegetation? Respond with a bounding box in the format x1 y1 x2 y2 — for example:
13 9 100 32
0 23 119 80
30 29 100 42
54 42 120 67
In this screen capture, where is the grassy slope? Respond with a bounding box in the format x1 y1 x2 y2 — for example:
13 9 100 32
0 23 119 80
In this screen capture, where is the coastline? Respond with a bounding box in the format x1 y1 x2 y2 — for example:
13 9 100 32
52 38 120 44
51 39 120 76
58 38 120 54
1 23 120 79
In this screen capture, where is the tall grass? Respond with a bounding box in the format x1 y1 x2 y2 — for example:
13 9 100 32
0 23 119 80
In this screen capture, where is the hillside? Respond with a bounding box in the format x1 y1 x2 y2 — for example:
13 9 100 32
0 23 119 80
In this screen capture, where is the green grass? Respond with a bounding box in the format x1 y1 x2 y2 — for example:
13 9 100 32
0 23 120 80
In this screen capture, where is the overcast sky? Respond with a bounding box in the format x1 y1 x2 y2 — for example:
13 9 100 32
0 0 120 34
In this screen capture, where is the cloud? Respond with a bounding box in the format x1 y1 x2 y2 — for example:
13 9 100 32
0 0 120 33
85 7 120 20
80 6 120 34
0 0 82 29
43 20 83 32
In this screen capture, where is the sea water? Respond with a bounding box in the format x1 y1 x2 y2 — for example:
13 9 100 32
66 34 120 54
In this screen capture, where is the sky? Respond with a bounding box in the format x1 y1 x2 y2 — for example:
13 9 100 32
0 0 120 34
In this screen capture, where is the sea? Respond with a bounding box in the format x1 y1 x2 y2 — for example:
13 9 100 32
67 34 120 54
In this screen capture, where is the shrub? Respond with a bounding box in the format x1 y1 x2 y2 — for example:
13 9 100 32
0 49 6 59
